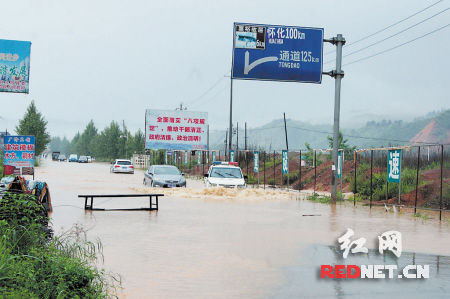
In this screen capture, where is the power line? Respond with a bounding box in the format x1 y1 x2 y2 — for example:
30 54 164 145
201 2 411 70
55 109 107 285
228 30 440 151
344 23 449 66
324 6 450 64
185 72 228 106
324 0 444 55
190 83 228 109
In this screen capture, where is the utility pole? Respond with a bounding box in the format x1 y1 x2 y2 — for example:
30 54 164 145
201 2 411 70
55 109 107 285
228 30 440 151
244 122 247 151
207 124 210 164
228 72 233 162
324 34 345 203
176 103 187 110
225 129 228 159
236 122 239 162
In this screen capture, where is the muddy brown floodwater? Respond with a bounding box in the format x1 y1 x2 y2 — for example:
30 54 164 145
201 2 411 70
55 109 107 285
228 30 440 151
37 159 450 298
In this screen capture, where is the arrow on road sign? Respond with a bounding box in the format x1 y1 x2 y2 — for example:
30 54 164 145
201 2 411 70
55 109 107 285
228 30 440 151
244 51 278 75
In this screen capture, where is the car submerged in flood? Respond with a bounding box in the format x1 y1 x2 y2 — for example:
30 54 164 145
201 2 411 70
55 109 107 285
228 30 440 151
204 162 247 188
143 165 186 187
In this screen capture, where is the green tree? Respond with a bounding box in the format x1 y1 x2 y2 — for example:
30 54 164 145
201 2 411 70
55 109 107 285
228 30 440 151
327 131 355 156
15 101 51 156
78 120 98 155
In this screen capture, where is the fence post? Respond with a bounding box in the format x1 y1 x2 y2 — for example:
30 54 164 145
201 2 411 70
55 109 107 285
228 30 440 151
314 150 317 195
386 150 389 203
439 144 444 221
354 150 357 207
273 151 276 187
370 150 373 209
263 151 266 190
299 150 302 190
414 146 420 214
246 151 249 178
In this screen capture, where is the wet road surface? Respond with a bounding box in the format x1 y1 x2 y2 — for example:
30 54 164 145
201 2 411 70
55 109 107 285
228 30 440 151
37 160 450 298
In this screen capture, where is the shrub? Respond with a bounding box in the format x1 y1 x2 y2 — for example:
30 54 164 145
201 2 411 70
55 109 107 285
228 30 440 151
0 192 119 297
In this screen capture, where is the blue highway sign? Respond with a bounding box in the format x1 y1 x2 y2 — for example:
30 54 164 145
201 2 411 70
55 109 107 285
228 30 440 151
232 23 324 83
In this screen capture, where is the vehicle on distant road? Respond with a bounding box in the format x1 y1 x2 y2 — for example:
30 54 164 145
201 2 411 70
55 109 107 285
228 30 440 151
144 165 186 187
110 159 134 174
78 156 88 163
86 156 92 163
58 154 67 162
52 151 60 161
204 162 247 188
68 154 78 162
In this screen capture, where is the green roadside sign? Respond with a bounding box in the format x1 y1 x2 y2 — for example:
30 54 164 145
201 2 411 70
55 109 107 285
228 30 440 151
387 149 402 183
254 151 259 173
337 151 343 179
282 150 289 174
230 150 235 162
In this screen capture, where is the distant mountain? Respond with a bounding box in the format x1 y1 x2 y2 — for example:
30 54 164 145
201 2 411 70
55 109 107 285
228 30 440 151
410 110 450 144
209 109 450 150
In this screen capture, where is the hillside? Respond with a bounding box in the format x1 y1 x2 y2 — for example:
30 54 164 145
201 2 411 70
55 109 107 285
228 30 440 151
209 109 449 150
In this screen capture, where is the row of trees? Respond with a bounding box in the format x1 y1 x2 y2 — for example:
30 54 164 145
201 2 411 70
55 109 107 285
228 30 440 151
50 120 145 160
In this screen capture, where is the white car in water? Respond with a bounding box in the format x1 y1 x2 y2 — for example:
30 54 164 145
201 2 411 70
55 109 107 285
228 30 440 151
204 162 247 188
110 159 134 174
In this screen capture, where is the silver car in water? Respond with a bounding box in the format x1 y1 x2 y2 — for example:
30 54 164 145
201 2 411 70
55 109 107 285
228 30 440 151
143 165 186 187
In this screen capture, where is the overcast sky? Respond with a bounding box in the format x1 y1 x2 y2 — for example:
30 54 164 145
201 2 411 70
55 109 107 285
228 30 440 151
0 0 449 138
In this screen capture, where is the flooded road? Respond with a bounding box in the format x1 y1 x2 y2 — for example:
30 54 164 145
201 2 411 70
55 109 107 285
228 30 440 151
37 160 450 298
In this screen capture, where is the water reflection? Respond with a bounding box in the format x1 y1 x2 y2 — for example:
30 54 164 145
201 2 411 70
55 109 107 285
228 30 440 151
273 245 450 298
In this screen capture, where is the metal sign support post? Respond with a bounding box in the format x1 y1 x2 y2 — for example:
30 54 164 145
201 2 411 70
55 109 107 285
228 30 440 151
323 34 345 203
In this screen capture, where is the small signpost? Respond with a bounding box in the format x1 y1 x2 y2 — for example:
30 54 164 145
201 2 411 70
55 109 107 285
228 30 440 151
254 151 259 186
282 150 289 174
212 151 216 163
197 151 201 165
253 151 259 173
337 151 343 200
387 149 402 204
184 151 188 165
230 150 235 162
3 135 35 176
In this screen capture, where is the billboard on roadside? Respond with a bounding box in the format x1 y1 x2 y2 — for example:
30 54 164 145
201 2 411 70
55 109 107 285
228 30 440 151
0 39 31 93
3 135 35 175
145 109 208 150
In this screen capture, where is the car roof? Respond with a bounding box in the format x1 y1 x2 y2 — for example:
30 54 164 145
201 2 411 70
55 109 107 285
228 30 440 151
115 159 131 162
152 165 178 168
210 164 241 169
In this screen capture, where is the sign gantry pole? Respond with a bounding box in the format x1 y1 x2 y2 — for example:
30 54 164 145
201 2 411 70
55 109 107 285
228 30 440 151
324 34 345 203
229 70 233 162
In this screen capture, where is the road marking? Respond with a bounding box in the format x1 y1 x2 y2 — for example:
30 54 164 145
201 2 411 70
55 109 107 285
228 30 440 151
244 51 278 74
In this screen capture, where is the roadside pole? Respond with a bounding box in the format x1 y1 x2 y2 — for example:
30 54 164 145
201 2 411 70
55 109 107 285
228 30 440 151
236 122 239 165
398 152 402 205
225 129 228 160
414 146 420 214
229 74 233 162
324 34 345 204
263 151 266 190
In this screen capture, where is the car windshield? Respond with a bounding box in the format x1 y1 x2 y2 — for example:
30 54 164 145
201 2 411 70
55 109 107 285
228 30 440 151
117 161 132 165
154 167 180 175
210 167 242 179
